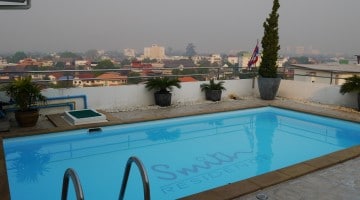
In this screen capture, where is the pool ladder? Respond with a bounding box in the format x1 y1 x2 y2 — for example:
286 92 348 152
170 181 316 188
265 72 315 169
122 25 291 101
119 156 151 200
60 156 150 200
61 168 84 200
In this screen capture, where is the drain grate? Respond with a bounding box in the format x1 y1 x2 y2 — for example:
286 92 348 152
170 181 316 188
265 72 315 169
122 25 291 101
256 193 268 200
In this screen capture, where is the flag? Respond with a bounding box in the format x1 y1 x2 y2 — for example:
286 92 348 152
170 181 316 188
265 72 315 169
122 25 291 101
247 41 259 68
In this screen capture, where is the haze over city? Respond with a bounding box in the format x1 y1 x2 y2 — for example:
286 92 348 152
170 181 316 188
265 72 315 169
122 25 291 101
0 0 359 55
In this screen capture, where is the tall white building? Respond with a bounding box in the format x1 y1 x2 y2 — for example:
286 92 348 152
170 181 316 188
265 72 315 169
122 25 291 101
144 44 166 60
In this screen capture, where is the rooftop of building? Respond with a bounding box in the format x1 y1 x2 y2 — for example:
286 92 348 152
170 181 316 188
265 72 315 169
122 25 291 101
292 63 360 73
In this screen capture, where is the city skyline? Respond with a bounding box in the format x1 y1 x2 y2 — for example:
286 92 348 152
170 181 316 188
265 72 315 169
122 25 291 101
0 0 359 55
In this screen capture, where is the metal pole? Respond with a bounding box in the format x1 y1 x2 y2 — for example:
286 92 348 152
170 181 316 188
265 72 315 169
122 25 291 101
330 71 333 85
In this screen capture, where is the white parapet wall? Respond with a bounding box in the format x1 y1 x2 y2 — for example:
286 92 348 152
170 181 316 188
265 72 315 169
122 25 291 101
5 78 354 116
276 80 358 109
40 79 255 113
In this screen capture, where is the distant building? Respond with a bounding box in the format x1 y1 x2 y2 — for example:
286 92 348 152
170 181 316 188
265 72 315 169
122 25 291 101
227 55 239 65
179 76 198 82
210 54 221 64
291 64 360 85
40 60 54 67
97 50 105 56
73 73 96 87
0 58 7 68
192 56 206 64
96 72 127 86
58 75 74 83
238 52 262 69
75 60 90 67
131 60 152 68
48 73 63 85
238 53 287 69
295 46 305 55
90 62 98 67
144 44 166 60
124 48 136 57
18 58 41 67
163 59 196 68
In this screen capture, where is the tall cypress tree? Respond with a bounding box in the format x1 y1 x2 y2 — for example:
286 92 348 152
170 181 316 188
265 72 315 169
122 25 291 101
259 0 280 78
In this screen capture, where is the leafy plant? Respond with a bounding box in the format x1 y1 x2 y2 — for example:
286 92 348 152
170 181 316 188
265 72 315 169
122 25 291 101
258 0 280 78
340 75 360 95
3 76 46 111
200 79 226 91
145 77 181 93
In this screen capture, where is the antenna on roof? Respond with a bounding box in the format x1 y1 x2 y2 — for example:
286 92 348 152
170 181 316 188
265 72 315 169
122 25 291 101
0 0 31 10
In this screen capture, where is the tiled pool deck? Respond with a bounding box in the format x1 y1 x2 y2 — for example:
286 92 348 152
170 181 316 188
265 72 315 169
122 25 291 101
0 97 359 200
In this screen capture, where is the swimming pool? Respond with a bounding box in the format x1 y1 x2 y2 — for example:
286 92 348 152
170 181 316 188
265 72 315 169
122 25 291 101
3 107 360 200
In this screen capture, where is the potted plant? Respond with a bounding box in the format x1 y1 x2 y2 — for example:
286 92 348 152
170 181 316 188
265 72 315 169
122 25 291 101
340 75 360 111
200 79 226 101
3 76 46 127
145 77 181 107
257 0 281 100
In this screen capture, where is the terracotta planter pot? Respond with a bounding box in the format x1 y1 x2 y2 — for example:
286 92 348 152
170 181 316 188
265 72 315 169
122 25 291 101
15 109 40 127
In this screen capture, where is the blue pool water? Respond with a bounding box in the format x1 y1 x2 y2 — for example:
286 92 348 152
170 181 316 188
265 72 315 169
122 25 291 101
3 107 360 200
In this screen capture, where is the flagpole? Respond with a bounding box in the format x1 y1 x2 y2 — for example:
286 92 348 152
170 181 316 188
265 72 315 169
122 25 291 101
248 40 259 70
252 39 259 89
254 39 259 69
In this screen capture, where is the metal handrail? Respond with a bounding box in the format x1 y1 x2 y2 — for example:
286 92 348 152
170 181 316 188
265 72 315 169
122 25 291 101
119 156 150 200
61 168 85 200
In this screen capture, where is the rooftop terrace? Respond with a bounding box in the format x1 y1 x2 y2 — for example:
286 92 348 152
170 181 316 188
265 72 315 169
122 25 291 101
1 94 359 199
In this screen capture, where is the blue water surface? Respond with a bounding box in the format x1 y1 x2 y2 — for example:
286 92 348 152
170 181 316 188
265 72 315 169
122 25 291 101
3 107 360 200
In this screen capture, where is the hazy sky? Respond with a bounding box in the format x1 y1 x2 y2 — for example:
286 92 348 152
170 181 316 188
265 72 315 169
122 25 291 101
0 0 359 55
